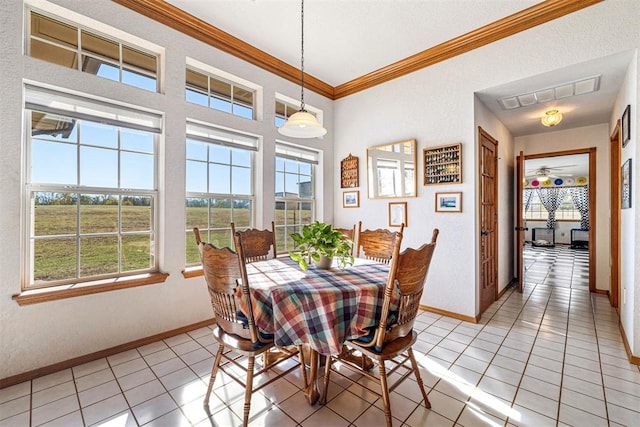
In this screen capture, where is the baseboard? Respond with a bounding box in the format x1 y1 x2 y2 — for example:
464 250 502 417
498 277 517 299
0 318 215 389
419 305 479 323
618 319 640 366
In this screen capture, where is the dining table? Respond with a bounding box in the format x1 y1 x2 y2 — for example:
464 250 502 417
244 255 391 404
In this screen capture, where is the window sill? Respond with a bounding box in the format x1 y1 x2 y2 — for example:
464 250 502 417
12 272 169 306
182 266 203 278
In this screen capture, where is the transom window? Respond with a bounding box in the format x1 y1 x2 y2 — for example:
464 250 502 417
524 191 581 221
28 12 158 92
186 68 255 120
185 122 257 264
24 85 161 289
275 99 319 128
274 143 317 252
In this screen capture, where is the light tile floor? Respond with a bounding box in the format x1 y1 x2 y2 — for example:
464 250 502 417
2 245 639 426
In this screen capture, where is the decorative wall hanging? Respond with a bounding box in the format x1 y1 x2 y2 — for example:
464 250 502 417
622 158 632 209
576 176 588 185
622 105 631 148
435 192 462 213
388 201 407 227
340 153 359 188
423 143 462 185
342 190 360 208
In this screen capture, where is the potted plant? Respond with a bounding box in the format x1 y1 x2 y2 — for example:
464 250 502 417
290 221 354 271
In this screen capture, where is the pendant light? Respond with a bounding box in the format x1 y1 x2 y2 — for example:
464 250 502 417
278 0 327 139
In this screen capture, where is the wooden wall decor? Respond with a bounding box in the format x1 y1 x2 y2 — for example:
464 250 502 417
341 153 359 188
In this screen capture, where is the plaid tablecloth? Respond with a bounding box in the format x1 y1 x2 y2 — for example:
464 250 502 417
246 257 390 356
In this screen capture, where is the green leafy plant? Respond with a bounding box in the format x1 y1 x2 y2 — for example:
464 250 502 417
290 221 354 271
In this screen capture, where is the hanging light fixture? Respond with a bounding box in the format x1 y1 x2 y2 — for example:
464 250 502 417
541 109 563 127
278 0 327 139
536 167 550 182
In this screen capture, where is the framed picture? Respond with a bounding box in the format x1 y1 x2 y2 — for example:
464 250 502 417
622 158 632 209
622 105 631 148
435 192 462 213
388 202 407 227
342 190 360 208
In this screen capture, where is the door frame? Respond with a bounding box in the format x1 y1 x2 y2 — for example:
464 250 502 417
610 121 621 308
522 147 596 292
478 127 499 316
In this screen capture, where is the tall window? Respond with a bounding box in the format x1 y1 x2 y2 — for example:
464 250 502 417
274 143 317 252
524 190 581 221
24 85 161 289
185 122 257 264
186 68 255 120
28 12 158 92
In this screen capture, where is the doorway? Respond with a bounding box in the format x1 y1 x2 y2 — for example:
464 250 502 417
478 127 498 315
519 148 596 292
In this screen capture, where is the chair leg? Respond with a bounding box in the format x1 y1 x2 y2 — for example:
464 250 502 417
378 361 392 427
204 345 224 406
408 348 431 409
320 355 332 404
243 356 256 427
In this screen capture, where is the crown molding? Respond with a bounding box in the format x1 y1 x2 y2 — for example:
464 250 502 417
333 0 603 98
112 0 602 101
111 0 335 99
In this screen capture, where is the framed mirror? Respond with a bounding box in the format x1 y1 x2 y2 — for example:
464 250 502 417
367 139 417 199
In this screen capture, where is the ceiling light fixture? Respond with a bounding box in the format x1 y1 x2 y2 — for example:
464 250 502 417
541 109 563 127
278 0 326 139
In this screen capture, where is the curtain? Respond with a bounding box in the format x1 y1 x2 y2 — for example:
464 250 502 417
537 187 568 229
569 186 590 230
523 189 534 213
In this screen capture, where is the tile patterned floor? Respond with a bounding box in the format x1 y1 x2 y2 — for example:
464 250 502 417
2 246 639 426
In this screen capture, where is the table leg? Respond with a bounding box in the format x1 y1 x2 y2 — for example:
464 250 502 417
300 344 320 405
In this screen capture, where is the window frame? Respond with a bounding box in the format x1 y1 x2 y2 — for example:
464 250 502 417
524 190 582 221
185 122 258 266
274 142 318 253
22 85 162 292
27 10 160 93
186 66 257 120
274 93 323 129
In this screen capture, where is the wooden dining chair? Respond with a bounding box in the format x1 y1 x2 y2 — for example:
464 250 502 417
356 221 404 264
321 228 440 427
231 221 277 263
333 224 357 255
193 227 299 426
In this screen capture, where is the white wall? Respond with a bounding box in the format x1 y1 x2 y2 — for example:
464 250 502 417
611 52 638 355
515 124 611 292
332 0 639 328
0 0 334 380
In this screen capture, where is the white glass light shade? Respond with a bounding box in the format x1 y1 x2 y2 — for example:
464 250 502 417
278 111 327 138
541 109 563 127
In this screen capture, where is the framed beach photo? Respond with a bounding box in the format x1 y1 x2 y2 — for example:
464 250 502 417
622 105 631 148
342 190 360 208
388 201 407 227
435 192 462 213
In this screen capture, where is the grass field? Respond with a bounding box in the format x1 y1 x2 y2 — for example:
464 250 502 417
31 204 312 282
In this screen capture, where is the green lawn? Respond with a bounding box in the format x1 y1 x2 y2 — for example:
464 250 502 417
32 204 313 282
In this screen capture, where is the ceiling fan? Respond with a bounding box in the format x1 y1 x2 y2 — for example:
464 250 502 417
526 165 576 182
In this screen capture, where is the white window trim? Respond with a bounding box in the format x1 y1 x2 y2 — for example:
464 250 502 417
26 3 164 92
23 85 162 290
186 57 263 121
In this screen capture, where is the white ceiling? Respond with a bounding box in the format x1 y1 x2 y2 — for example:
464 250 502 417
525 154 590 180
165 0 632 138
